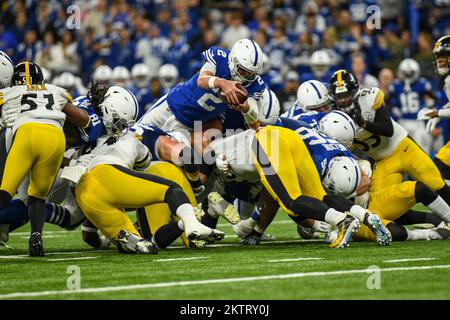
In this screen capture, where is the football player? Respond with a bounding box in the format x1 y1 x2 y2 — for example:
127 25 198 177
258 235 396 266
205 126 365 248
390 58 436 153
63 87 224 254
0 61 90 256
137 39 266 144
328 69 450 218
420 35 450 184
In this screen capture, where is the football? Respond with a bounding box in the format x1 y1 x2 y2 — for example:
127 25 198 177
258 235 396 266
220 83 248 105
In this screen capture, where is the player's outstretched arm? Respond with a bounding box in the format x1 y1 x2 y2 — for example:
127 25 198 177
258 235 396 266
355 103 394 137
63 102 90 128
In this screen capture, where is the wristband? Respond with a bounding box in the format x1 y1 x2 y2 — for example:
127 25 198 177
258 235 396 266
208 76 218 89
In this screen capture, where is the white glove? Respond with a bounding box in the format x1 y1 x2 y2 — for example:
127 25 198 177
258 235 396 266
426 117 440 134
417 108 436 121
215 153 232 176
1 106 20 127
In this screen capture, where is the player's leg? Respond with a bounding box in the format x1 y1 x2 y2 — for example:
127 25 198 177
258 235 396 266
400 137 450 208
253 127 358 248
25 124 66 256
433 157 450 185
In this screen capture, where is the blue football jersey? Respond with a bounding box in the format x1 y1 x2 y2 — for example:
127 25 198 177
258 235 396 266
390 78 434 120
131 124 170 160
283 106 327 129
166 46 267 128
72 96 105 146
276 117 354 178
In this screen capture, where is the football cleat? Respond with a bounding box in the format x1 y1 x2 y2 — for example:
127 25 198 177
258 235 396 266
297 224 316 240
0 224 9 243
185 221 225 243
329 213 360 248
29 232 45 257
207 192 240 224
194 207 205 221
232 217 256 238
261 232 276 241
433 223 450 240
364 211 392 246
117 230 158 254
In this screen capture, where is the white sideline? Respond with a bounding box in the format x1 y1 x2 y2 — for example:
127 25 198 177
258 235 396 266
154 257 209 262
47 257 99 262
1 264 449 299
267 257 323 263
384 258 437 263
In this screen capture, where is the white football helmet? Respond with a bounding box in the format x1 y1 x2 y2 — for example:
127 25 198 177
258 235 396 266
131 63 150 89
93 65 113 84
228 39 263 86
158 64 179 90
317 110 356 148
112 66 130 86
398 58 420 83
0 50 13 88
261 53 271 75
310 50 331 78
322 156 361 198
58 72 76 90
259 89 280 125
100 86 139 135
40 67 51 83
297 80 331 111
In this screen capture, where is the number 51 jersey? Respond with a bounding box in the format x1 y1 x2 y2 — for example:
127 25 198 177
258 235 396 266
0 84 71 134
353 87 407 161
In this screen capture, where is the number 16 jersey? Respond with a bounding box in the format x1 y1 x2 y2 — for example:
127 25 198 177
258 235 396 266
0 84 71 134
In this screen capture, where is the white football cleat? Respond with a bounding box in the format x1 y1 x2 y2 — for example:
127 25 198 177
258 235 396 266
117 230 158 254
207 192 240 224
185 221 225 243
232 217 256 238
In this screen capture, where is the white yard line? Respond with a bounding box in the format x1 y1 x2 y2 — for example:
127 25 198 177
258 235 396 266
10 231 71 236
46 257 100 262
267 257 324 263
154 257 209 262
216 220 292 228
166 239 318 250
0 251 89 259
384 258 437 263
1 264 449 299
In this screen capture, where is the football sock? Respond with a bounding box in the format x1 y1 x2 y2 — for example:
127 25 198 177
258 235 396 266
406 228 436 241
0 190 12 211
0 199 27 224
349 205 367 222
46 203 71 228
153 221 183 248
324 208 347 226
28 196 46 235
427 197 450 222
386 223 408 241
395 210 443 227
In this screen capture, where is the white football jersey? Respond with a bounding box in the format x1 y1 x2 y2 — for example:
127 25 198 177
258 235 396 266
0 84 70 133
353 87 407 161
443 75 450 101
79 132 151 172
207 129 259 183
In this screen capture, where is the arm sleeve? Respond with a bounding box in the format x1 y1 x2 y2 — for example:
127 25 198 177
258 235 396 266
362 105 394 137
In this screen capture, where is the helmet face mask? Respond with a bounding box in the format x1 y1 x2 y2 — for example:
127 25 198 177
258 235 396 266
104 111 135 136
329 70 359 113
433 35 450 77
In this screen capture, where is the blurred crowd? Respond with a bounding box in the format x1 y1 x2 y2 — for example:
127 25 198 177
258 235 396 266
1 0 450 150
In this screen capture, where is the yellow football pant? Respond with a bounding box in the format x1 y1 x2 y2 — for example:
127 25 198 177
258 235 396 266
354 181 417 241
136 162 195 247
436 140 450 167
76 164 180 241
252 126 326 216
371 137 445 193
0 123 65 199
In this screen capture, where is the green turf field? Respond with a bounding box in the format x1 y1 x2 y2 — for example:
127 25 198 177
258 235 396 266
0 213 449 300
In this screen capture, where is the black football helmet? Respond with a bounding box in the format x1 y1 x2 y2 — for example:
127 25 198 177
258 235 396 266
328 69 360 113
433 35 450 79
11 61 44 86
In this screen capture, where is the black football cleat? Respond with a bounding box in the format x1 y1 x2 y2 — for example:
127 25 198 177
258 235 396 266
29 232 45 257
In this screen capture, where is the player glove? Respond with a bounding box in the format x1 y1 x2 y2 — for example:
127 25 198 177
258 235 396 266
349 100 365 127
240 229 262 245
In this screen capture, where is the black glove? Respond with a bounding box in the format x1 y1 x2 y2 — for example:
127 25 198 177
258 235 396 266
240 229 262 245
349 100 365 126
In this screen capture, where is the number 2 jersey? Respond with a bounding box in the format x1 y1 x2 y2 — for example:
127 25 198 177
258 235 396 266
353 87 407 161
0 84 71 134
166 46 267 127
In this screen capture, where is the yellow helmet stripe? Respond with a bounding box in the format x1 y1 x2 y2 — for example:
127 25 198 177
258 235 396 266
25 62 30 85
337 70 343 88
